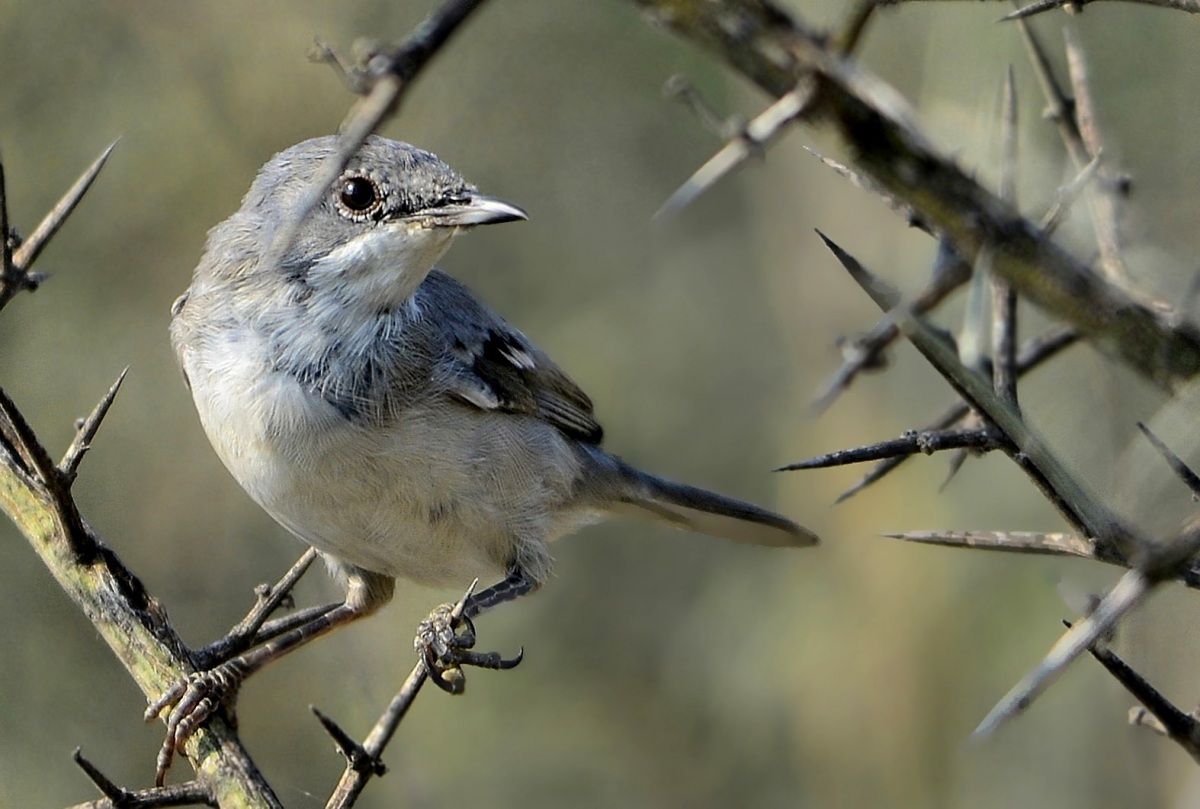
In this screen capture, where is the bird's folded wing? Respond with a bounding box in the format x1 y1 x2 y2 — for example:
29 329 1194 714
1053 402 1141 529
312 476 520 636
426 271 604 445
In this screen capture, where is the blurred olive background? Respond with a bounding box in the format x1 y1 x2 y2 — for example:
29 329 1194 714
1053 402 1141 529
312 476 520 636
2 2 1200 807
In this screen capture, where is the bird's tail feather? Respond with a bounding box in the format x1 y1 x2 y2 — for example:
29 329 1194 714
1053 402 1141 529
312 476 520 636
610 465 819 548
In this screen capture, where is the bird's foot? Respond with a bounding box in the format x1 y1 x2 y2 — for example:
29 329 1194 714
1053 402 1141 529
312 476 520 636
144 659 248 786
414 596 523 694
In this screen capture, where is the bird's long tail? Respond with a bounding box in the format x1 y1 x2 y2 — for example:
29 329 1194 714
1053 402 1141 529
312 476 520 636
607 458 819 548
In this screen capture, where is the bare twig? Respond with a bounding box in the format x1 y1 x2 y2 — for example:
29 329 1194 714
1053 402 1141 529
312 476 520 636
0 383 63 493
886 529 1100 559
656 80 816 219
70 748 216 808
811 232 967 414
1016 18 1130 284
312 707 388 778
193 548 321 669
902 313 1133 543
0 387 280 804
810 235 1104 535
812 141 1092 416
814 238 1078 503
1063 29 1129 284
323 580 481 808
1071 622 1200 764
662 75 745 141
780 429 1005 471
834 327 1078 503
323 662 428 809
1038 153 1101 236
1004 0 1200 20
974 520 1200 740
269 0 496 274
1135 422 1200 499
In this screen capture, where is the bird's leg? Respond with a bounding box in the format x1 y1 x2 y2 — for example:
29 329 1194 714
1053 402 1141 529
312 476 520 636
145 569 394 786
416 568 532 694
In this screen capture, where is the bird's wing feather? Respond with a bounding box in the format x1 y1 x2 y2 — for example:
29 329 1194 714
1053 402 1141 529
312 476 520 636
424 271 604 445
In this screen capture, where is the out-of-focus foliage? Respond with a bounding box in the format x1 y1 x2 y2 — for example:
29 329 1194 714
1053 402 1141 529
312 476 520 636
1 2 1199 807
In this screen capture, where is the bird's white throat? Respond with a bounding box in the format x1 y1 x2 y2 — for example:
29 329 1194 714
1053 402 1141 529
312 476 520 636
308 222 458 314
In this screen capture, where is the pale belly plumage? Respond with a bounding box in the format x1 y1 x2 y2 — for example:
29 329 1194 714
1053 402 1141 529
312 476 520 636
178 332 594 588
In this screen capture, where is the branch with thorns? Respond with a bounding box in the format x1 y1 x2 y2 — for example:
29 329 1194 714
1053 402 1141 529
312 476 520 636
634 0 1200 768
0 1 518 806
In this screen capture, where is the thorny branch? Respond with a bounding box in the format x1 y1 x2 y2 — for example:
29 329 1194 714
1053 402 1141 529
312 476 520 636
8 0 1200 802
1 1 503 806
633 0 1200 389
0 142 116 314
629 0 1200 763
0 157 281 805
628 0 1200 763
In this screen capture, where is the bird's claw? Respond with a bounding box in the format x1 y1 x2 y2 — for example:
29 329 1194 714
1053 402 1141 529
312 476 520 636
144 661 247 786
414 603 523 694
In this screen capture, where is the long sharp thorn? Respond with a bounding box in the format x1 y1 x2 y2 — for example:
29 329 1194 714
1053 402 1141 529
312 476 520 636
815 229 901 309
59 367 128 482
972 568 1150 741
12 140 119 272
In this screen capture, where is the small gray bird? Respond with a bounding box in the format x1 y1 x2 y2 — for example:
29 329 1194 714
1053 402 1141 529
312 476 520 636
155 135 817 778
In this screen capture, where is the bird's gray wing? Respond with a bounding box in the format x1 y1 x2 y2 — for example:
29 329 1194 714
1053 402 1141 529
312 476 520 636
423 270 604 445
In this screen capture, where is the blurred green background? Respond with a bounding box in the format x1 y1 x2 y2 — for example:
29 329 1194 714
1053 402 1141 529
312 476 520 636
2 1 1200 807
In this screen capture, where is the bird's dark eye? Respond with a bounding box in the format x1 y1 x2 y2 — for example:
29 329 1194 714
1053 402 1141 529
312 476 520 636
337 175 381 215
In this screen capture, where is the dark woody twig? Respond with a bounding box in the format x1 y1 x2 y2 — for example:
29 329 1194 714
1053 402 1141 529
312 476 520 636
192 548 324 670
810 144 1093 418
779 429 1006 471
830 317 1075 501
1003 0 1200 21
69 748 216 808
321 581 506 809
271 0 496 269
1135 422 1200 500
974 521 1200 739
811 235 968 414
1066 620 1200 764
792 230 1084 504
320 664 429 809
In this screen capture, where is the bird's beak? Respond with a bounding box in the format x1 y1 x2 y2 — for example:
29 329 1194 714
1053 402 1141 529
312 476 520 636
420 195 528 228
